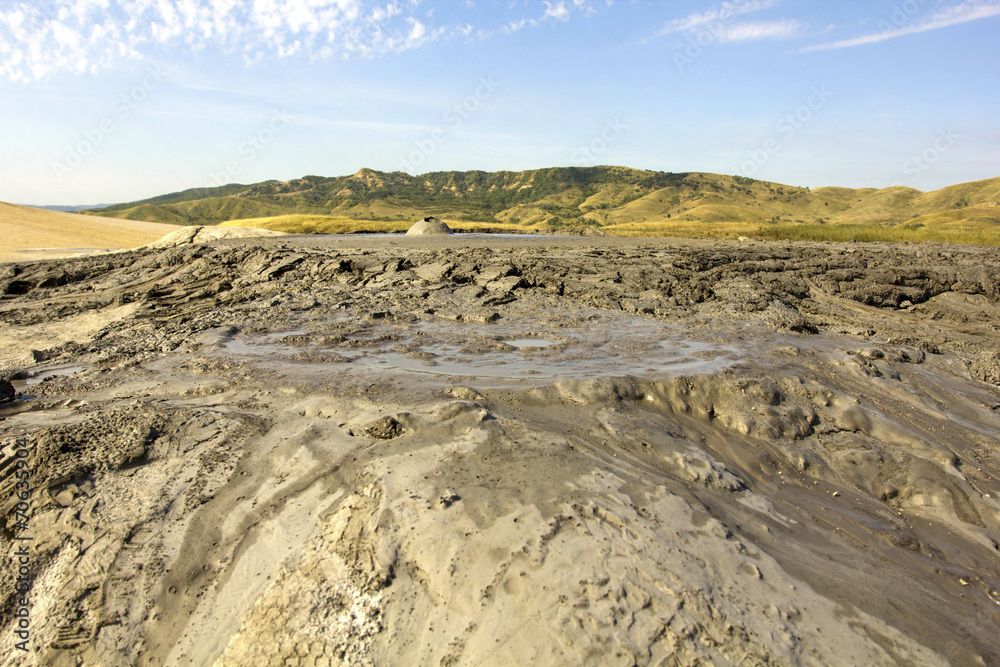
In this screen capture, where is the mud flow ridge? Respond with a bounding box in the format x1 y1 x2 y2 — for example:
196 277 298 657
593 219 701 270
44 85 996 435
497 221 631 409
2 236 999 666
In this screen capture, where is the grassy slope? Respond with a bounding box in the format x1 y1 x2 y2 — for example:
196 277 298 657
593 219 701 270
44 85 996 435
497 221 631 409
86 168 1000 245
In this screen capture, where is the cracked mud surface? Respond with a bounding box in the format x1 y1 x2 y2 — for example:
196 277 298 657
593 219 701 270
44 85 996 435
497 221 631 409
2 234 1000 665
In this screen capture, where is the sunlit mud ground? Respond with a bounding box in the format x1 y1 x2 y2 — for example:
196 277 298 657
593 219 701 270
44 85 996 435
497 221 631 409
2 234 999 665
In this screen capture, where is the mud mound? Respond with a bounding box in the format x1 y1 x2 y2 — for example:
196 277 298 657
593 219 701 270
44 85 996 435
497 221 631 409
405 217 453 236
143 225 287 249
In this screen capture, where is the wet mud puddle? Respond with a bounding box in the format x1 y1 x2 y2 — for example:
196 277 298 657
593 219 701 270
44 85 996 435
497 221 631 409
8 363 89 394
219 312 746 387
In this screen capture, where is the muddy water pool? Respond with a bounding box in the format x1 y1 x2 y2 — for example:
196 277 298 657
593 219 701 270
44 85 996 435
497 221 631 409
219 311 746 387
9 364 89 393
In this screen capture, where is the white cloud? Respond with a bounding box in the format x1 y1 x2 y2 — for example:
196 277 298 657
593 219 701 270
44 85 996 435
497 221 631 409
715 19 803 43
660 0 777 35
800 0 1000 52
544 1 570 21
501 18 536 34
0 0 452 81
543 0 599 22
658 0 801 44
486 0 592 37
408 18 426 40
0 0 614 81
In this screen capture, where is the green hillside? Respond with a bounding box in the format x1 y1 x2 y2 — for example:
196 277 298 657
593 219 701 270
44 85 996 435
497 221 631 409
84 167 1000 244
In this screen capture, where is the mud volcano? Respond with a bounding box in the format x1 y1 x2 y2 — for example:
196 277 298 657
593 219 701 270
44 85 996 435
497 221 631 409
1 234 999 666
405 216 453 235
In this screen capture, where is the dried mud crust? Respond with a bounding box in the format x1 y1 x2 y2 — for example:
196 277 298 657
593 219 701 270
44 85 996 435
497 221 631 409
1 236 999 666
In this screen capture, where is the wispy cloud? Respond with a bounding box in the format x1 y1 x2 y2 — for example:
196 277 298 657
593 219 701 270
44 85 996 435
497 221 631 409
800 0 1000 52
659 0 777 35
501 18 538 35
471 0 602 38
715 19 803 43
658 0 802 43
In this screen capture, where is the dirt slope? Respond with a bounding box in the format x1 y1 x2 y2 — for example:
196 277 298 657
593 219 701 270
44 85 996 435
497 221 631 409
0 202 181 263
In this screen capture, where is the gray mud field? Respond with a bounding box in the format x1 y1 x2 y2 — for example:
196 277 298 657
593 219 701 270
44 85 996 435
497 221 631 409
2 234 1000 665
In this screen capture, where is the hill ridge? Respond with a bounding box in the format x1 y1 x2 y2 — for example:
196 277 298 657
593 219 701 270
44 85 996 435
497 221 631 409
83 167 1000 241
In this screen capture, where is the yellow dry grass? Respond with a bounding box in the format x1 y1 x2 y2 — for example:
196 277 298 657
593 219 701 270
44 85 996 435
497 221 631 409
0 202 182 263
603 218 1000 246
223 212 1000 246
220 214 534 235
220 215 407 234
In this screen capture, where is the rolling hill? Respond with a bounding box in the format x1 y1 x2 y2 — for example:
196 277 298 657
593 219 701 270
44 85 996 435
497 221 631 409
83 167 1000 243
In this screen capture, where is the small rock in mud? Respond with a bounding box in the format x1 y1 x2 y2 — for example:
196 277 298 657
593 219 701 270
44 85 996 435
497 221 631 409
53 488 76 507
446 386 484 401
365 415 406 439
438 489 461 508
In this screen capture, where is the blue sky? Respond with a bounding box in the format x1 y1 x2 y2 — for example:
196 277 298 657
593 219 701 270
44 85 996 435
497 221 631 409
1 0 998 206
